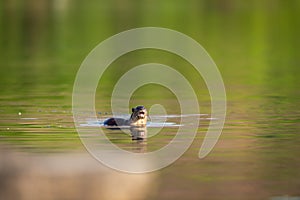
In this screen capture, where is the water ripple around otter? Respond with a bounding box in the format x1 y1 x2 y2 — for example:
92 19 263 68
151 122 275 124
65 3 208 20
80 113 212 128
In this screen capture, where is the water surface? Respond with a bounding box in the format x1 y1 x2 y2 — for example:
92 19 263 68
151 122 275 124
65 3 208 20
1 1 300 200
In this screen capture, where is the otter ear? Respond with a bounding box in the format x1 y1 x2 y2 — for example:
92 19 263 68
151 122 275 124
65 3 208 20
132 108 135 113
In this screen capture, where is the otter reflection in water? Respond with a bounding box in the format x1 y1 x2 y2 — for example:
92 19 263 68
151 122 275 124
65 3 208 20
130 126 147 140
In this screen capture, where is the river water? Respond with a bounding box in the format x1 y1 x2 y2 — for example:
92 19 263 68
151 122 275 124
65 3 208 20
1 1 300 200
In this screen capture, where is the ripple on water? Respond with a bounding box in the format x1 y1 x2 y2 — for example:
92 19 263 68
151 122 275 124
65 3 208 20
79 114 211 128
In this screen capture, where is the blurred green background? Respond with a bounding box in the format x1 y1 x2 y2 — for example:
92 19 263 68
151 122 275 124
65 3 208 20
1 0 299 99
1 1 300 200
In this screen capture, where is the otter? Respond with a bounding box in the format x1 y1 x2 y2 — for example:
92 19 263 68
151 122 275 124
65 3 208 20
104 106 147 127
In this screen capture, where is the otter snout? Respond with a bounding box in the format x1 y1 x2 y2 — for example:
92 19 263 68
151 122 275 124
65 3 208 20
137 111 146 119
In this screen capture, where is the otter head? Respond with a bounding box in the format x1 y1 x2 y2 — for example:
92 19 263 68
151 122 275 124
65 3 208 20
130 106 147 126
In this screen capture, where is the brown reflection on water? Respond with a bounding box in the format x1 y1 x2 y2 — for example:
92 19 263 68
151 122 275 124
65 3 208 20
0 148 158 200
